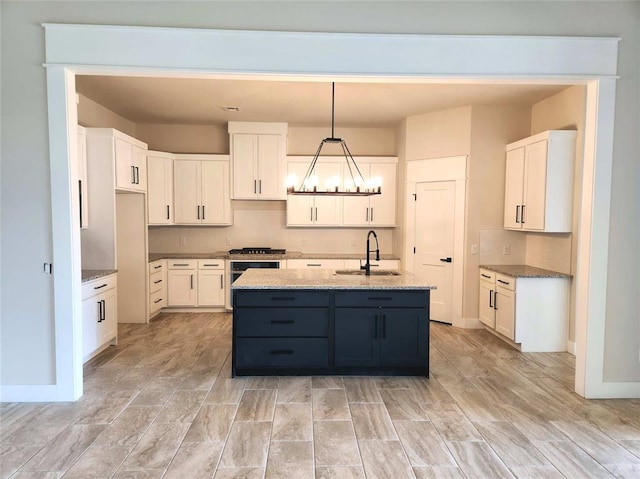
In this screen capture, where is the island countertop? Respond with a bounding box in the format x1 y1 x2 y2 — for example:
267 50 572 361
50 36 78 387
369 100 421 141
231 268 436 290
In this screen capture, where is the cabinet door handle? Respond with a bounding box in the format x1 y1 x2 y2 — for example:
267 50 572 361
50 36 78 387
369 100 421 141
489 289 493 308
310 207 313 222
254 179 257 194
197 205 201 219
101 299 106 321
131 165 136 184
521 205 526 224
515 205 520 224
494 291 498 310
271 320 295 324
220 275 224 289
154 279 162 284
190 274 194 289
166 205 170 220
154 298 162 304
481 273 491 279
97 300 103 322
315 207 318 221
371 208 374 222
270 349 294 355
366 208 369 222
382 314 386 339
135 166 140 184
94 283 108 290
259 179 262 194
202 205 205 220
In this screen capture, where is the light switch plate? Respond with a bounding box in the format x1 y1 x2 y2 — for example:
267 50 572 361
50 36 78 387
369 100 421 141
503 244 511 255
471 244 478 255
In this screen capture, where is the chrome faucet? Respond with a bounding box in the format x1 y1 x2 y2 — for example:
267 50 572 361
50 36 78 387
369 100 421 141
361 230 380 276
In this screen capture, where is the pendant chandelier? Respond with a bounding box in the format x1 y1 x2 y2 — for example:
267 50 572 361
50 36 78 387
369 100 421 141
286 82 382 196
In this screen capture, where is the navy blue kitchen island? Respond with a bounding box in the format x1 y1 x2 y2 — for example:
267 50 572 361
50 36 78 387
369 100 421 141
231 268 434 377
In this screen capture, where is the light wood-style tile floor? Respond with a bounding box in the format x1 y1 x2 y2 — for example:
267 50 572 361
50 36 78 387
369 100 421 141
2 312 640 478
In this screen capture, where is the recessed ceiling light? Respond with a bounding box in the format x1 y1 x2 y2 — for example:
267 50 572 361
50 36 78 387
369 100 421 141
221 106 240 112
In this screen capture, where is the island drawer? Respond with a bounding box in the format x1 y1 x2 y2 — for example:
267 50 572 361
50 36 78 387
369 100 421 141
234 290 330 307
235 308 329 337
235 338 329 367
335 291 427 308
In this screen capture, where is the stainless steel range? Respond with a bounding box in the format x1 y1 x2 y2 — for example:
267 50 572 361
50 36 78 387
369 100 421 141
227 247 286 308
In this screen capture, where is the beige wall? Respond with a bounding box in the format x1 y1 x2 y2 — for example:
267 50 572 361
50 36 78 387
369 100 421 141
288 126 396 156
529 85 587 346
78 94 136 137
136 124 229 154
405 106 472 160
465 105 531 318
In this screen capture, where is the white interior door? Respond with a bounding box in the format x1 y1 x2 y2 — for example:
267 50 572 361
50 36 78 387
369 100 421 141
414 181 456 324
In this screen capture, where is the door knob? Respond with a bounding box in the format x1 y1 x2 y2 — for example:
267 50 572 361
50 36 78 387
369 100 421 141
440 257 452 263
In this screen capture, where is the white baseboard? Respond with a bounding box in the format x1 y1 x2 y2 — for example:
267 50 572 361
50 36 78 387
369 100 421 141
567 340 576 355
0 384 80 402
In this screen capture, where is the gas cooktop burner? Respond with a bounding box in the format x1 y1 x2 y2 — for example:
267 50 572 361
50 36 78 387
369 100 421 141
228 247 286 255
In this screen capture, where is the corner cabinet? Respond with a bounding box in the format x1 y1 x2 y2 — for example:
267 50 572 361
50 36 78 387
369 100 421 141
232 288 429 376
229 122 288 200
504 130 576 232
173 154 231 225
82 274 118 362
147 151 174 225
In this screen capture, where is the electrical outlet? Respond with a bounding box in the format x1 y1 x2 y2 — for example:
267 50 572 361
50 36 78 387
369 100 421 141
503 244 511 255
225 238 231 246
351 240 358 247
471 244 478 255
179 237 187 246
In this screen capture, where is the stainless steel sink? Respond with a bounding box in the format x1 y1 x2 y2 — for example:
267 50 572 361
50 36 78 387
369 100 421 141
335 269 401 276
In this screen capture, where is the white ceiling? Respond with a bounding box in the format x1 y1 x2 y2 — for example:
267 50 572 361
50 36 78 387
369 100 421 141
75 76 569 127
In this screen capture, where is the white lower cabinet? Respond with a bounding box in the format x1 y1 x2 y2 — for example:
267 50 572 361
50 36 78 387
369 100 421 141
168 261 198 306
166 259 226 308
149 260 167 317
82 274 117 361
197 260 225 306
478 268 569 352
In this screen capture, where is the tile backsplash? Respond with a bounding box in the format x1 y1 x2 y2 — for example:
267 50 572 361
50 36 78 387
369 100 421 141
479 229 572 274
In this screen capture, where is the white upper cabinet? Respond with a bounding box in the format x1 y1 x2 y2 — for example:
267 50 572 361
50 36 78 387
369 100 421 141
86 128 148 193
77 126 88 229
286 161 342 226
342 161 397 227
229 122 288 200
173 154 231 225
503 130 577 233
147 151 173 225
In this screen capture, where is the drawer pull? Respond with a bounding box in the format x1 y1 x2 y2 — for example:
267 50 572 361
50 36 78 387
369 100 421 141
154 265 162 269
481 274 491 279
172 263 190 266
270 320 295 324
154 298 162 304
270 297 295 301
270 349 294 355
307 263 322 267
497 279 510 285
94 283 108 290
154 279 162 284
203 263 220 267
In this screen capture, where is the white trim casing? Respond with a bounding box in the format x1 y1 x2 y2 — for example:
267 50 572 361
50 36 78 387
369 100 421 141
21 24 628 401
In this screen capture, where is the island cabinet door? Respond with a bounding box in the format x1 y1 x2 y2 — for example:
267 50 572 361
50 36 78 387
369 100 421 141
334 309 380 367
379 308 428 367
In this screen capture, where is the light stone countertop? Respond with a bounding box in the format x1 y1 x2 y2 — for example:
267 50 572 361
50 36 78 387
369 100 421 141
82 269 117 283
231 268 435 290
149 251 400 262
480 264 571 279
